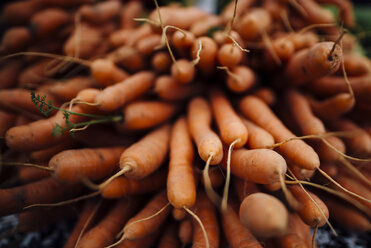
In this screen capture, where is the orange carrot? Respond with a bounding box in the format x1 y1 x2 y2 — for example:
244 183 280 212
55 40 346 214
285 41 342 86
233 178 260 203
116 101 177 131
236 8 271 41
187 97 223 165
48 77 97 101
190 15 222 37
119 124 171 180
17 167 51 184
0 177 83 216
95 71 155 112
0 60 21 89
179 218 193 245
192 191 220 248
77 198 139 248
0 111 16 137
154 75 200 101
30 8 70 38
0 27 32 52
151 51 171 73
136 34 162 56
222 204 262 248
239 192 289 238
1 0 43 25
167 117 196 209
240 96 320 170
192 37 218 75
252 87 276 106
121 190 171 240
101 169 166 199
90 59 129 86
158 222 180 248
49 147 125 183
240 117 274 149
224 65 256 93
120 1 143 30
171 59 195 84
79 0 121 24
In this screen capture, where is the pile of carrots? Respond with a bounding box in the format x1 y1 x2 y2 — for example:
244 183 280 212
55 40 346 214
0 0 371 247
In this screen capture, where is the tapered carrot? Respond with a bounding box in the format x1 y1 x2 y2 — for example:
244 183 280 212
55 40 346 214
49 147 125 183
63 200 97 248
77 198 139 248
90 59 129 86
95 71 155 112
116 230 160 248
17 167 51 184
30 8 70 38
239 192 289 238
0 177 83 216
296 0 335 26
222 204 262 248
118 124 171 180
285 41 342 86
240 96 320 170
136 34 162 56
101 169 167 199
48 77 97 101
167 117 196 209
190 15 222 37
289 185 329 227
233 178 260 203
252 87 276 106
116 101 177 131
187 97 223 165
192 191 219 248
120 190 171 241
154 75 200 101
240 117 274 149
120 1 143 29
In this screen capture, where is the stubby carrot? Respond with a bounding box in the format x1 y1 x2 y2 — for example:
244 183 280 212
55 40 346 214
239 192 289 238
225 66 256 93
191 37 218 75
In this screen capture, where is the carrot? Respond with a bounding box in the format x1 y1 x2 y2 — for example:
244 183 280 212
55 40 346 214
125 24 154 47
0 177 83 216
172 208 187 221
226 148 287 184
172 30 195 52
289 185 329 227
288 162 316 181
90 59 129 86
5 105 86 152
0 27 32 53
116 100 177 131
117 124 171 180
148 6 208 32
72 88 103 115
286 90 345 162
49 147 125 183
308 93 355 120
151 51 171 73
221 204 262 248
17 167 51 184
210 89 247 148
120 1 143 30
77 198 139 248
179 218 193 245
0 60 21 89
252 87 276 106
79 0 121 24
18 59 53 87
217 43 244 68
158 222 180 248
171 59 195 84
154 75 200 101
221 0 255 24
239 192 289 238
291 31 319 50
221 65 256 93
115 230 160 248
101 168 167 199
0 111 16 137
236 8 271 41
190 15 223 37
187 97 223 165
109 29 132 47
136 34 162 56
95 71 155 112
240 96 320 170
240 117 274 149
48 77 97 101
326 118 371 157
191 37 218 75
63 200 97 248
167 117 196 209
120 190 171 241
1 0 43 25
296 0 336 27
285 41 342 86
191 191 219 248
30 8 71 38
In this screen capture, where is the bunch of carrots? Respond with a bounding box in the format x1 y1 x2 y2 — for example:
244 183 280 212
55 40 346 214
0 0 370 247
